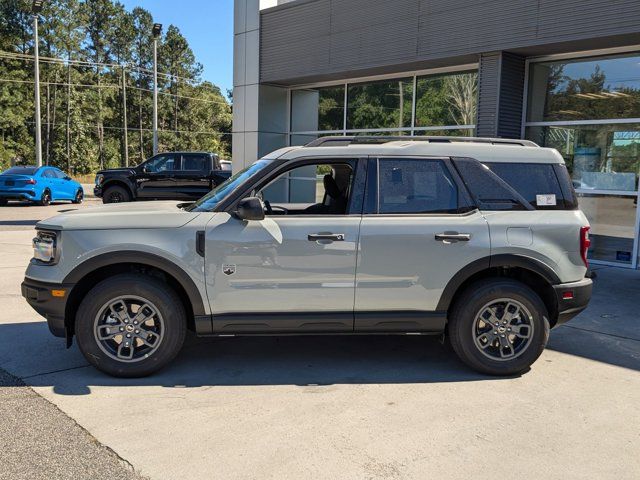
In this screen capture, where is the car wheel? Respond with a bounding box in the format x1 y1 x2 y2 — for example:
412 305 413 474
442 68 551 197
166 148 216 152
39 190 51 206
448 278 549 376
73 189 84 204
75 273 187 378
103 185 130 204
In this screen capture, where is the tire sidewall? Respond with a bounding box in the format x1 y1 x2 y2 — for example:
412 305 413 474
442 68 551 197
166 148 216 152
450 279 550 376
74 189 83 204
75 274 186 377
40 190 51 206
103 186 130 204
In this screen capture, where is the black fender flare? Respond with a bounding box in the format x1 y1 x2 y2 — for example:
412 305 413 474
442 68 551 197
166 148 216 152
435 254 560 311
63 251 207 316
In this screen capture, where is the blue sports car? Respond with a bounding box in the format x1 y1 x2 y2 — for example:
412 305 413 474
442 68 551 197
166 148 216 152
0 166 83 206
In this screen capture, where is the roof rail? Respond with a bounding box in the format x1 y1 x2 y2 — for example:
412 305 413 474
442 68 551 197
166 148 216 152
304 136 539 148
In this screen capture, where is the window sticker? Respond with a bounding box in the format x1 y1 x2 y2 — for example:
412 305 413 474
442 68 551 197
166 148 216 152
536 194 557 206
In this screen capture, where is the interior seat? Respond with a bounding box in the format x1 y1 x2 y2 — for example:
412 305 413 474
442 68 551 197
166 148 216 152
304 174 347 214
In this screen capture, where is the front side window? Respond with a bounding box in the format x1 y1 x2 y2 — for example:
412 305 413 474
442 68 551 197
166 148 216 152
257 162 354 215
144 154 177 173
377 159 458 214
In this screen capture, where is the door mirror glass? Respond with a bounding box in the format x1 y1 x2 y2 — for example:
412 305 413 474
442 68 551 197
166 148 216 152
236 197 265 221
64 175 72 181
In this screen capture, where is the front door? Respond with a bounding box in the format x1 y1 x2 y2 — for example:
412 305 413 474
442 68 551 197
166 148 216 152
137 153 178 199
354 157 491 332
204 158 364 333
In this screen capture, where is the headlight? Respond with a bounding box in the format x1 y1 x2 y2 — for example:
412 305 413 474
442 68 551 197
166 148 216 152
95 174 104 185
32 230 58 264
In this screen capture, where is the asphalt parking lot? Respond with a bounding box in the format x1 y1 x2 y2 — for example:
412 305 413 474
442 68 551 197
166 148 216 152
0 201 639 479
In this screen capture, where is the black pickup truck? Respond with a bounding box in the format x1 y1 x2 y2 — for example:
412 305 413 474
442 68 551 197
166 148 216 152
94 152 231 203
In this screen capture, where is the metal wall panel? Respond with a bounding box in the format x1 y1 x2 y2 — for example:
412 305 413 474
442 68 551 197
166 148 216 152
260 0 640 85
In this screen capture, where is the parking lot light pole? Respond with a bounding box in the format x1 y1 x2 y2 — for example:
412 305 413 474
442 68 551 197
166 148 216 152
32 0 44 167
152 23 162 156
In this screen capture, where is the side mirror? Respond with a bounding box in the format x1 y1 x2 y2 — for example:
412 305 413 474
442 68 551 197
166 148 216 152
142 165 150 173
64 175 72 181
235 197 265 221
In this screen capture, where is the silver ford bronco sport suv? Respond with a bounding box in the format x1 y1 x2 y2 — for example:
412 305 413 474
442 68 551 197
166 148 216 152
22 136 593 377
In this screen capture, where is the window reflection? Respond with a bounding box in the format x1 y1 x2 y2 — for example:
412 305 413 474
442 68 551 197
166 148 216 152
415 72 478 128
291 85 344 132
346 78 413 130
527 54 640 122
526 124 640 192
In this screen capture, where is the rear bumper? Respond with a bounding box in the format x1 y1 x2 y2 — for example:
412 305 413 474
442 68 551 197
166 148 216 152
21 278 74 338
0 190 37 201
553 277 593 326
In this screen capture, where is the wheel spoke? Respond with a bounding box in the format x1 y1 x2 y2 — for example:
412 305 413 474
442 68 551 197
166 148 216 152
476 331 496 349
510 324 531 339
131 304 156 326
97 325 123 341
498 336 515 358
117 338 136 360
135 329 158 347
479 306 500 327
108 300 129 323
503 302 522 323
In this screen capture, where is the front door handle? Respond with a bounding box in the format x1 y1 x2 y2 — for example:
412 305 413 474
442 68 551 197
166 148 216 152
435 232 471 243
308 233 345 242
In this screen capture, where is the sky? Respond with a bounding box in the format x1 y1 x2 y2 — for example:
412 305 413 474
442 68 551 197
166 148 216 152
120 0 234 95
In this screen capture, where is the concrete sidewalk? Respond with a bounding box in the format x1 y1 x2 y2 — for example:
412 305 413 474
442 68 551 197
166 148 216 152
0 227 639 479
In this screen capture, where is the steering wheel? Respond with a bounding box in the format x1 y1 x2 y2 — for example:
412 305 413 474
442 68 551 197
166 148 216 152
263 200 288 215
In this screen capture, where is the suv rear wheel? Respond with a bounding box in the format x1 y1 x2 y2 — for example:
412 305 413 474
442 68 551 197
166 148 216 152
75 273 187 377
448 278 549 376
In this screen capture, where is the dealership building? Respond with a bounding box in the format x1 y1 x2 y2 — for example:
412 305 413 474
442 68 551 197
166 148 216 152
233 0 640 268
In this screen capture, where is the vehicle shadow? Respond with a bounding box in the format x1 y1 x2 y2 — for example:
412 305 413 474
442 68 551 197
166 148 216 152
1 321 506 395
1 319 638 396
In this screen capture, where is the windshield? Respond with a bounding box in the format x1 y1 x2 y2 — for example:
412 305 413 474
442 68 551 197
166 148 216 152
186 159 273 212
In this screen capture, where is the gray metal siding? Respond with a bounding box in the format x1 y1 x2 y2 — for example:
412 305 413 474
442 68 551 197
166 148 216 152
260 0 640 85
476 54 500 138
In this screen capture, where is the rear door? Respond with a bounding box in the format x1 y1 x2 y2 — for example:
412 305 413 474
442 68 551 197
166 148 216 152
52 168 74 199
354 157 491 332
173 153 212 199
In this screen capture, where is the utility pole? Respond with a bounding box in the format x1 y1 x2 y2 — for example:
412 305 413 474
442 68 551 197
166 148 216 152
121 66 129 167
32 0 44 167
152 23 162 155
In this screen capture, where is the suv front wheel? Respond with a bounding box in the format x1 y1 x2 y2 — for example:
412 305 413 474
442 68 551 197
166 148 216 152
75 273 187 377
448 279 550 376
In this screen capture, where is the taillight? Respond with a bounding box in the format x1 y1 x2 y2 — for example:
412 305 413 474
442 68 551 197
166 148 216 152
26 178 36 185
580 226 591 267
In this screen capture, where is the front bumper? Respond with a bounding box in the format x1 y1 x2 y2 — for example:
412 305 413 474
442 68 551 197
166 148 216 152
21 278 74 338
93 185 103 198
553 277 593 326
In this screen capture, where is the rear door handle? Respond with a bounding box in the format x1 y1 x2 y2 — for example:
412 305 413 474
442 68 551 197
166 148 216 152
435 232 471 243
308 233 345 242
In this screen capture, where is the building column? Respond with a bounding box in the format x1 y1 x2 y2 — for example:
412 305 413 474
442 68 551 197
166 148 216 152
233 0 288 172
476 52 526 139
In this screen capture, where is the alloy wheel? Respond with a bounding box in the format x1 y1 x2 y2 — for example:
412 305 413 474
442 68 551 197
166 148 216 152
472 298 534 361
93 295 165 363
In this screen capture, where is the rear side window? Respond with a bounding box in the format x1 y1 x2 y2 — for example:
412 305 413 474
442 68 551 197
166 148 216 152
182 154 207 171
42 169 56 178
377 158 458 214
485 162 571 210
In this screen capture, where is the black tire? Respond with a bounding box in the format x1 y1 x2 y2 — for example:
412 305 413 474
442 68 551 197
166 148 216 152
72 189 84 204
103 185 131 204
39 190 51 206
75 273 187 377
448 278 549 376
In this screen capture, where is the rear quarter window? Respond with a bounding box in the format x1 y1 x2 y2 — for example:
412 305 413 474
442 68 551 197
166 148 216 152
484 162 575 210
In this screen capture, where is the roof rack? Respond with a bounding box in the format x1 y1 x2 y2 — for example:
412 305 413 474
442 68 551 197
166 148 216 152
304 136 539 148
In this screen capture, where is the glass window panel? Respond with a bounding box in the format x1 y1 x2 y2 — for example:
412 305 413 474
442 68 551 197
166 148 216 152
347 78 413 130
413 128 476 137
527 54 640 122
377 159 458 214
414 71 478 128
577 193 637 264
526 124 640 192
291 85 344 132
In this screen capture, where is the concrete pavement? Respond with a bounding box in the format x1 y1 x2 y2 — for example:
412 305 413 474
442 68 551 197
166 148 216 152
0 206 639 479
